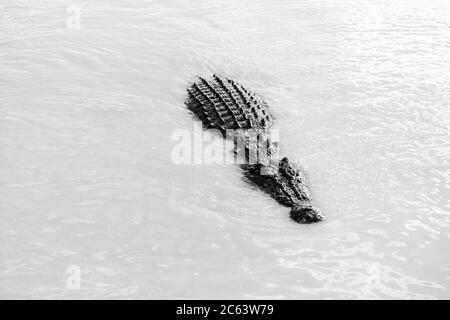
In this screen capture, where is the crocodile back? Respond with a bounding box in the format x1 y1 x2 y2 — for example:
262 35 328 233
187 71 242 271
185 75 274 133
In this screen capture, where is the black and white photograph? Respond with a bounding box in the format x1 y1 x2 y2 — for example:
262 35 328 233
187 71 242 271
1 0 449 302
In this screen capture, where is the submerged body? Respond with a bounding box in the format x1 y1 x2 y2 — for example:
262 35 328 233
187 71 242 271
185 75 326 223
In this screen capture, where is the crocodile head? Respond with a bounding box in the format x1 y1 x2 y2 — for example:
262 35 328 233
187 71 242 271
242 156 327 224
277 157 327 223
290 204 326 224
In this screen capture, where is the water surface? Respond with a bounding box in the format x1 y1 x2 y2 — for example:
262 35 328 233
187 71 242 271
1 0 449 299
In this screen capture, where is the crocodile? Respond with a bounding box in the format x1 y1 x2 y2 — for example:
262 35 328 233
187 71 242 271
185 75 326 223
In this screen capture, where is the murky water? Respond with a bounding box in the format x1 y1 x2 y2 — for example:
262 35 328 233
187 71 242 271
1 0 449 299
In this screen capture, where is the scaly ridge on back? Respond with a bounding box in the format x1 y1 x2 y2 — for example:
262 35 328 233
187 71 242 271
186 75 273 132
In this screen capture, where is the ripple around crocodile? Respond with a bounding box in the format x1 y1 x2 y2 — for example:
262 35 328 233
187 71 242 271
185 75 326 224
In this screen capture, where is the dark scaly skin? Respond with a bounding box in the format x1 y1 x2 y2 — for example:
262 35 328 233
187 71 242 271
185 75 326 223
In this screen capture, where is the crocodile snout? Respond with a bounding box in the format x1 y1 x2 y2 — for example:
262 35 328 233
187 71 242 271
290 205 326 224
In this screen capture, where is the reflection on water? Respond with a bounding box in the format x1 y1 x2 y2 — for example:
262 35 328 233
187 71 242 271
0 0 449 299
